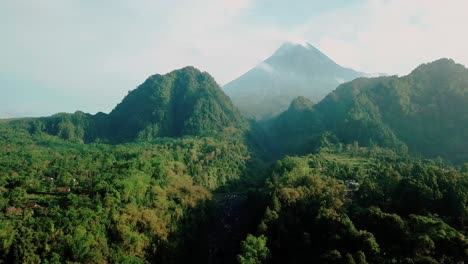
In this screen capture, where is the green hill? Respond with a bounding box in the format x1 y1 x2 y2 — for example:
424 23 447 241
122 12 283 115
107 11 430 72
6 67 247 143
109 66 247 141
266 59 468 163
1 61 468 263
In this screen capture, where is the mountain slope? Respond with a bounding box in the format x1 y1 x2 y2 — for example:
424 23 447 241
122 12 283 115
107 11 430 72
223 42 366 120
6 67 248 143
266 58 468 163
108 66 247 141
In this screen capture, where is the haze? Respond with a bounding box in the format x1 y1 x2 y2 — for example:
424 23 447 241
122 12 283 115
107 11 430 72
1 0 467 117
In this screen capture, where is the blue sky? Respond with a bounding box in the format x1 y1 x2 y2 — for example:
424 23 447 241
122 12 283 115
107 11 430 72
1 0 467 117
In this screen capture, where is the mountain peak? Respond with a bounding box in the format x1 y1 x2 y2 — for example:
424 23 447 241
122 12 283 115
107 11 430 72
411 58 462 73
272 41 323 58
223 41 366 120
266 41 340 72
109 66 246 140
409 58 468 84
165 65 212 79
279 41 312 50
288 96 314 112
147 66 204 82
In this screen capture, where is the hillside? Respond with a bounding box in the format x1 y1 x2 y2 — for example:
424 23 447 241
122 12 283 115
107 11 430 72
254 148 468 263
224 42 366 120
6 67 248 143
0 66 265 264
266 59 468 163
108 66 247 141
1 61 468 263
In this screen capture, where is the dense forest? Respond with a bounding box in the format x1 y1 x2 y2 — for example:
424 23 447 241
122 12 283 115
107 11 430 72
266 59 468 163
251 146 468 263
1 60 468 263
0 124 261 263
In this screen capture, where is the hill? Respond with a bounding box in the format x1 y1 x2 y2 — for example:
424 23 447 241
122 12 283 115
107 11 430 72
108 66 247 141
1 60 468 264
6 67 247 143
266 58 468 163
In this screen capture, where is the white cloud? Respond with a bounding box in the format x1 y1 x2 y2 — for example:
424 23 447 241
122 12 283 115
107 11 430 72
1 0 468 117
256 62 275 74
0 0 283 116
297 0 468 75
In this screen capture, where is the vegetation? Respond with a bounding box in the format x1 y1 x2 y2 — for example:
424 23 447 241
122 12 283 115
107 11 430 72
7 67 247 144
266 59 468 163
238 235 270 264
1 61 468 263
109 66 247 141
250 146 468 263
0 125 256 263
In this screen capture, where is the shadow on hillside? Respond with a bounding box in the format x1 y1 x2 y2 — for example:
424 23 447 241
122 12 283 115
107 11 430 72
154 175 267 264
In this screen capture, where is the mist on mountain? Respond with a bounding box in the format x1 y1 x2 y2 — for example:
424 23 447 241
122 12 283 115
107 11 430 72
224 41 366 120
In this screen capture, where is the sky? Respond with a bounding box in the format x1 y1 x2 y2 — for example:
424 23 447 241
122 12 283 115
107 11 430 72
1 0 468 118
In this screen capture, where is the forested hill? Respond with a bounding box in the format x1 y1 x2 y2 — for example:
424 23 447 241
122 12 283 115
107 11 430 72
108 66 247 141
266 58 468 163
1 59 468 263
6 67 248 143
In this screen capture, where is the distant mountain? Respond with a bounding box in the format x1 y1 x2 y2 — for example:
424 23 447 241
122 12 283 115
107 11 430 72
7 67 247 143
266 58 468 163
223 41 366 120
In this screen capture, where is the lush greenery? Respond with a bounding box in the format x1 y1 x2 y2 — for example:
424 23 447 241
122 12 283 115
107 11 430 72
0 125 257 263
238 234 270 264
1 61 468 263
266 59 468 164
109 66 247 141
248 146 468 263
8 67 247 144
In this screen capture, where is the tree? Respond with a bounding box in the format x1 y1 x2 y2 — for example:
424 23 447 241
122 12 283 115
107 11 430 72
238 235 270 264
